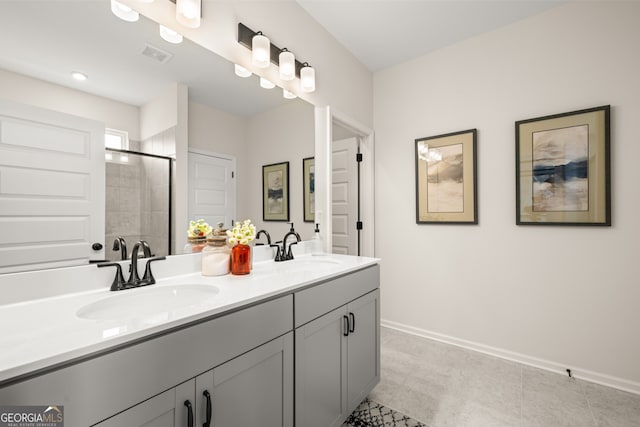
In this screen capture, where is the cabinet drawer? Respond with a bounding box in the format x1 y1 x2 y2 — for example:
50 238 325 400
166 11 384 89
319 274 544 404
0 294 293 426
294 265 379 328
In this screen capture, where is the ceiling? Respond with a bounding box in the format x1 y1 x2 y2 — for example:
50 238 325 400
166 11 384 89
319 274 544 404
0 1 289 116
296 0 567 71
0 1 567 116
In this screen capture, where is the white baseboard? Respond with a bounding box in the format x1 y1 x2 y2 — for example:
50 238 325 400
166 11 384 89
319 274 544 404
381 319 640 396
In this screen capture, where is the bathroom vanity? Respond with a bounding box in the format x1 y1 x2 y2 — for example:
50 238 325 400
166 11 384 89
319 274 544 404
0 253 379 426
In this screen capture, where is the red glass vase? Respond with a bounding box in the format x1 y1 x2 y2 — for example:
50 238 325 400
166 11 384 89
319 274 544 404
230 244 251 275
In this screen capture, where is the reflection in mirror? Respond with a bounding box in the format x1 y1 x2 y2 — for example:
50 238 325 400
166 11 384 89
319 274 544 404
0 1 315 273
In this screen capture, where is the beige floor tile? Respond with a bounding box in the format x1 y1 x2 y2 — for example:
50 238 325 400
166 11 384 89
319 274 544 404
374 327 639 427
583 381 640 427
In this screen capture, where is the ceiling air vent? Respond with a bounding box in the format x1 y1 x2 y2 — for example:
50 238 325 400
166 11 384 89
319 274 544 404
141 44 173 64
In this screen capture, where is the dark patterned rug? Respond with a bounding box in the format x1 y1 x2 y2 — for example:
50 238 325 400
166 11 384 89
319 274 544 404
343 398 427 427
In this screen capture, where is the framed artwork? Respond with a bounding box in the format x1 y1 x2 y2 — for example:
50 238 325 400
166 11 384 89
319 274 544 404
415 129 478 224
516 105 610 226
303 157 315 222
262 161 290 221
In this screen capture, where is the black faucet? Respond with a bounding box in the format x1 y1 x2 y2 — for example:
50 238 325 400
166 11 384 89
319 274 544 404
278 222 301 261
98 240 165 291
255 229 272 246
128 240 151 286
257 228 285 262
112 236 127 260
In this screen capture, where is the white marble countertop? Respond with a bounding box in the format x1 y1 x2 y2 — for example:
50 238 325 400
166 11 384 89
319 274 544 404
0 253 379 385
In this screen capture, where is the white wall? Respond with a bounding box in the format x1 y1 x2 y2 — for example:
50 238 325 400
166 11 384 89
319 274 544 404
374 1 640 392
188 101 249 219
0 69 140 140
246 99 316 241
140 84 179 141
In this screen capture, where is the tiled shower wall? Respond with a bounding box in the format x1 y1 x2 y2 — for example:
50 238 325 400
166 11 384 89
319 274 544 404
105 128 175 259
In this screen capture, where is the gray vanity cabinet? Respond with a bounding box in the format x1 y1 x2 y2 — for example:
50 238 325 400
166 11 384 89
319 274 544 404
0 295 293 426
294 265 380 427
195 332 294 427
93 380 194 427
96 333 293 427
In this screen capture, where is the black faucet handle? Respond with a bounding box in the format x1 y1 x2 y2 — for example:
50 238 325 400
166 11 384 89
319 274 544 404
141 256 166 286
271 244 283 262
97 262 127 291
286 241 298 260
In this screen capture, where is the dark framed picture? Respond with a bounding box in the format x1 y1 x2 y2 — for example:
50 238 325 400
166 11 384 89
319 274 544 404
303 157 315 222
262 161 290 221
516 105 610 226
415 129 478 224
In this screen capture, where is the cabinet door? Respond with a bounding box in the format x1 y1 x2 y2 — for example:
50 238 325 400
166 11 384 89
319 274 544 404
346 289 380 413
295 306 348 427
94 380 195 427
196 333 293 427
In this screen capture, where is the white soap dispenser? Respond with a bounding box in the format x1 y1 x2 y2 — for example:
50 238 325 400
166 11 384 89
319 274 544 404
311 223 323 255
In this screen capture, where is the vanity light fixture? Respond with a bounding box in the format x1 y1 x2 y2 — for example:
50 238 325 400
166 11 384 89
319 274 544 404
111 0 139 22
237 23 316 92
283 89 297 99
279 48 295 81
234 64 252 78
300 63 315 93
176 0 201 29
252 31 271 68
71 71 88 81
260 77 275 89
159 25 183 44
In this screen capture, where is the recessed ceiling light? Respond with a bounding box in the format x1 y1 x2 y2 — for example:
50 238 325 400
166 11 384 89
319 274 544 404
71 71 88 81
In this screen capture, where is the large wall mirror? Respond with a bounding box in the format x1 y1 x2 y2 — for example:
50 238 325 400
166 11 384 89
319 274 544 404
0 1 315 274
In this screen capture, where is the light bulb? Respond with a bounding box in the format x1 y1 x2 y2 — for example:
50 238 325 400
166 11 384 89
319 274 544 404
260 77 275 89
159 25 183 44
279 49 295 81
300 64 315 93
234 64 252 78
252 32 270 68
111 0 139 22
283 89 297 99
176 0 201 29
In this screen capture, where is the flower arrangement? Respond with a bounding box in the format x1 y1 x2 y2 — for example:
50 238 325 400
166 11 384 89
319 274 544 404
226 219 256 246
187 219 212 238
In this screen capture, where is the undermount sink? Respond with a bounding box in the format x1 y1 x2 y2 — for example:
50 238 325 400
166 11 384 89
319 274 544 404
77 284 220 321
289 256 342 268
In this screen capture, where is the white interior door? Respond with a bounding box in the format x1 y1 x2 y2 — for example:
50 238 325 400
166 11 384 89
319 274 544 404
0 99 105 273
332 137 358 255
187 151 236 232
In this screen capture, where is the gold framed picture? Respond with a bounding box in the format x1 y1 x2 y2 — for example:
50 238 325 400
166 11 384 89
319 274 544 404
415 129 478 224
516 105 610 225
262 161 289 221
303 157 315 222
